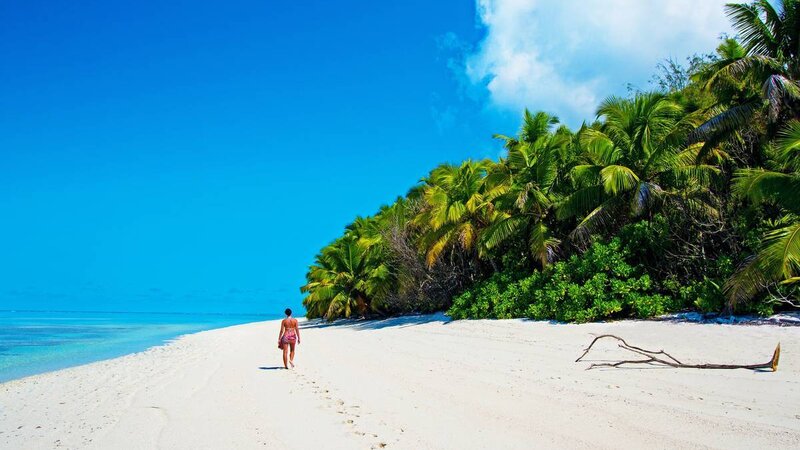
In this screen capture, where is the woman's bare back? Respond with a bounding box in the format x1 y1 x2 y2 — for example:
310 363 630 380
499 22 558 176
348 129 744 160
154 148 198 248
282 318 298 330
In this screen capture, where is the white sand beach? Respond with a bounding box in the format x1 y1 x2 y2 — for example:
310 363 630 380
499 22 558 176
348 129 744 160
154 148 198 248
2 315 799 449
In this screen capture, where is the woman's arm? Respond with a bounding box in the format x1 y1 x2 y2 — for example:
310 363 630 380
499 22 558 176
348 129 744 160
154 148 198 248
278 320 285 341
295 320 301 344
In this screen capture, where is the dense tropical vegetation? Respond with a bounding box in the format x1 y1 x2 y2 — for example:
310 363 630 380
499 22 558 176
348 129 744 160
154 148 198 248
302 0 800 321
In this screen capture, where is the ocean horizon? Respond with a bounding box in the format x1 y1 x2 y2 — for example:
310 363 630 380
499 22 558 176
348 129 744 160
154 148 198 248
0 310 279 382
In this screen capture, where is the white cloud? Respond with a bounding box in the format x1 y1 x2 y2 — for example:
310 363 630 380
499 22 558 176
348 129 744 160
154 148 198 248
465 0 732 125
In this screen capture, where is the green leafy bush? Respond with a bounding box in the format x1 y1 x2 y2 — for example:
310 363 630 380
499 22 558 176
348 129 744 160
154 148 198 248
659 255 733 314
618 215 670 269
448 238 673 322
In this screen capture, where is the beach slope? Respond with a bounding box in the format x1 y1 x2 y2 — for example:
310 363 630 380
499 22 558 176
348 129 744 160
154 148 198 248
2 315 799 449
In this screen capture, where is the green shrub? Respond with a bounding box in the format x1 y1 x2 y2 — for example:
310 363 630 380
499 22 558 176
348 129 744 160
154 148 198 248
659 254 734 314
753 301 775 316
448 238 673 323
617 215 670 269
447 272 518 320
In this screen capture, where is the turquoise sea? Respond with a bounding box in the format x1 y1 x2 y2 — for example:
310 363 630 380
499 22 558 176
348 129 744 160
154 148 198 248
0 310 277 382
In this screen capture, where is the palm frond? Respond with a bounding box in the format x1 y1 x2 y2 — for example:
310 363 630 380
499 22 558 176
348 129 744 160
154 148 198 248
570 165 603 187
506 145 530 169
528 222 560 267
760 222 800 280
578 127 619 164
688 101 761 143
725 222 800 307
762 74 800 121
776 120 800 170
493 134 519 150
569 199 616 245
725 2 778 56
458 222 477 250
426 230 453 268
693 132 733 165
534 147 559 190
683 197 721 221
521 110 559 143
693 39 748 89
721 54 781 79
447 201 467 223
600 165 640 195
557 185 605 220
668 163 721 187
733 168 800 213
481 214 526 249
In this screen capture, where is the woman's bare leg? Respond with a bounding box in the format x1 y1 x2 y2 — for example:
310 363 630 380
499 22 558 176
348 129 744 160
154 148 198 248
289 343 296 367
282 345 289 369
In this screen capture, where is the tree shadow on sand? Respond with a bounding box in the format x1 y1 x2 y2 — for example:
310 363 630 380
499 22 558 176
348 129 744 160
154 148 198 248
300 312 450 331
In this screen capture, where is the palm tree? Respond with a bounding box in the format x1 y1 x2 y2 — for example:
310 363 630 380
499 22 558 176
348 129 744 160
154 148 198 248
557 93 716 241
301 234 392 320
412 160 498 267
693 0 800 142
724 120 800 307
482 110 571 266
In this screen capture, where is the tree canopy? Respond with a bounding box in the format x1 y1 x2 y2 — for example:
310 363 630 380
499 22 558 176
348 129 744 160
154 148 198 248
302 0 800 321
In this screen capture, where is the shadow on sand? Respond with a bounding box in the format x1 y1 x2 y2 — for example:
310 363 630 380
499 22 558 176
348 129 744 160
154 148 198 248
258 366 285 370
300 312 451 331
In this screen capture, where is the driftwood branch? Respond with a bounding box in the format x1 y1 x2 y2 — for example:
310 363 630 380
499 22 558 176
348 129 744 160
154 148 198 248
576 334 780 372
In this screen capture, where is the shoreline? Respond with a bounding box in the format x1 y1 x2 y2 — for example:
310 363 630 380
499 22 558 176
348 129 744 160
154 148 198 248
2 315 800 449
0 320 273 386
0 311 276 383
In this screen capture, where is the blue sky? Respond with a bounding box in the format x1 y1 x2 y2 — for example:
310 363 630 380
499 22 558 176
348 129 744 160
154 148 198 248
0 0 731 314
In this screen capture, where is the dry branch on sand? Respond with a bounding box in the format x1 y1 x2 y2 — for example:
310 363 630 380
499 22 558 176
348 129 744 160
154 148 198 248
575 334 780 371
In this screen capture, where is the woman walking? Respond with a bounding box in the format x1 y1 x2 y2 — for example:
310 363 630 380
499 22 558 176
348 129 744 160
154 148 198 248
278 308 300 369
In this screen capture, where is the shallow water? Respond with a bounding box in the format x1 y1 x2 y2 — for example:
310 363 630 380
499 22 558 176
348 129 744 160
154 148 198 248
0 310 276 382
